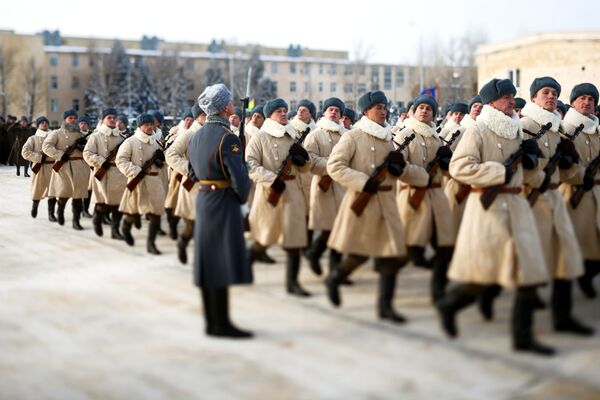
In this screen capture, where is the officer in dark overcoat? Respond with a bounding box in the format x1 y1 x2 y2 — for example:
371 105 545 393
188 83 253 339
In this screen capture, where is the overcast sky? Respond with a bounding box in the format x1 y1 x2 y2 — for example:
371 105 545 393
3 0 600 64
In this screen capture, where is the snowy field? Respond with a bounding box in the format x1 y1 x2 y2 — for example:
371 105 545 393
0 164 599 400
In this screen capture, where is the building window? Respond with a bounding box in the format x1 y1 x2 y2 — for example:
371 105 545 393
371 66 380 90
302 63 309 74
358 65 366 76
272 81 278 92
319 63 323 75
49 54 58 67
330 82 337 93
384 66 392 90
72 99 80 112
357 83 366 94
271 62 278 73
71 76 80 89
344 65 353 75
304 82 309 92
50 99 59 113
290 100 297 111
187 79 194 91
344 83 353 93
71 54 79 67
318 101 323 111
329 64 336 75
396 69 405 86
290 81 296 92
508 68 520 88
50 76 58 90
186 59 194 70
318 82 323 92
290 63 296 74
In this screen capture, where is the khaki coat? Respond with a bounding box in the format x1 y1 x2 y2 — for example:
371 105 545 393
167 128 199 221
21 133 54 200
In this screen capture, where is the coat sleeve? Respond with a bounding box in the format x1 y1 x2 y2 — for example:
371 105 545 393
83 134 106 169
116 139 141 179
449 127 506 187
42 130 64 160
246 133 278 186
222 134 251 203
327 133 370 193
165 132 189 176
396 129 429 187
21 136 41 163
304 130 327 176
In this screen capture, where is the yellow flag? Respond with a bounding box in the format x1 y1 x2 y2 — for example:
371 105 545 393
248 98 255 110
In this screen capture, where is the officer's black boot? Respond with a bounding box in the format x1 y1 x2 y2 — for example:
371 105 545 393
81 190 93 218
431 246 453 303
110 207 124 240
47 198 57 222
286 249 310 297
325 254 365 307
71 199 84 230
435 284 478 338
56 197 68 225
178 219 194 264
255 248 276 264
23 164 30 178
16 165 20 176
329 250 353 286
247 243 266 270
201 288 253 339
102 209 112 225
165 208 179 240
31 200 39 218
578 260 599 299
407 246 433 270
377 272 406 323
92 203 105 237
133 214 142 229
156 216 167 237
147 214 161 255
303 231 329 276
122 214 135 246
512 287 555 356
478 284 503 321
552 279 595 336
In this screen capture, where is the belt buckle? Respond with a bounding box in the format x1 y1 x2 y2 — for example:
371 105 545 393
210 184 216 190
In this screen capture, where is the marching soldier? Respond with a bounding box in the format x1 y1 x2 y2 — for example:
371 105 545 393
116 113 166 255
559 83 600 299
83 108 128 240
8 116 33 177
341 108 356 130
514 97 526 118
78 115 93 218
437 78 554 355
229 106 242 135
246 98 313 297
21 116 56 220
42 109 91 230
460 95 483 129
188 84 253 338
520 77 594 335
395 95 455 302
303 97 347 276
325 91 411 323
117 115 132 137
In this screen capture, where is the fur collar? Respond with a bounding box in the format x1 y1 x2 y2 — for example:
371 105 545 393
262 118 291 138
317 117 343 132
290 116 316 133
520 102 561 133
444 119 460 131
134 128 155 144
190 120 202 132
404 116 437 138
98 124 119 137
563 107 599 135
460 114 476 128
246 123 260 137
35 129 49 138
355 116 392 141
478 105 522 140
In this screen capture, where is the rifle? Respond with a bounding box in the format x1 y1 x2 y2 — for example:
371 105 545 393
52 131 92 172
570 146 600 209
351 133 416 216
480 122 552 210
181 174 195 191
31 153 47 174
409 129 461 210
239 67 252 159
527 123 584 206
318 175 333 192
94 140 125 181
266 127 311 206
455 183 471 204
126 150 164 191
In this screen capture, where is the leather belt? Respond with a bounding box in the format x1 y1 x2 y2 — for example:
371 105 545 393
69 156 83 160
43 161 55 164
378 185 392 192
198 180 230 191
471 187 522 194
401 183 442 190
146 172 159 176
281 175 296 181
548 183 560 190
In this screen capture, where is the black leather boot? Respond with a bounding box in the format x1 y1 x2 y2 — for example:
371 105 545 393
578 260 598 299
31 200 39 218
165 208 179 240
435 285 478 338
133 214 142 229
122 214 135 246
178 220 194 264
377 272 406 323
256 249 276 264
23 164 30 177
329 250 353 286
552 279 595 336
56 198 68 225
325 254 365 307
431 246 453 303
512 287 555 356
92 203 105 237
407 246 433 270
286 249 310 297
201 288 253 339
47 198 57 222
478 284 502 321
147 214 162 255
303 231 329 276
71 199 84 230
81 190 93 218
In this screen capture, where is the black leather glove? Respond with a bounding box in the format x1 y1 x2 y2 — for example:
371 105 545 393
362 177 379 193
271 177 286 193
60 152 69 162
583 172 595 191
557 138 580 169
291 153 307 167
75 137 87 146
387 151 406 177
436 146 453 171
521 139 542 170
152 149 165 168
505 167 514 184
289 143 309 161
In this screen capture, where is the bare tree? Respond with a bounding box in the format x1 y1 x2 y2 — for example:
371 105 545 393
0 45 18 115
23 56 45 117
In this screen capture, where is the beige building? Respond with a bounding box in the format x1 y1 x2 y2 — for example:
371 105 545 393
476 31 600 102
1 29 473 126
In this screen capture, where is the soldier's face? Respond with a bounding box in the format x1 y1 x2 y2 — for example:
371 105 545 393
65 116 77 125
183 117 193 129
490 94 515 116
532 87 558 112
451 111 465 124
270 107 288 125
19 120 28 127
470 102 483 117
79 122 89 132
38 121 49 130
140 123 155 135
251 113 265 128
197 114 207 125
229 114 240 127
117 121 126 131
572 94 595 116
341 116 352 129
415 104 434 123
324 106 341 123
103 115 117 129
297 106 311 123
365 104 387 126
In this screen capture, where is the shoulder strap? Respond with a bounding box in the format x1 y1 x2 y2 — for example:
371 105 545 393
217 131 231 181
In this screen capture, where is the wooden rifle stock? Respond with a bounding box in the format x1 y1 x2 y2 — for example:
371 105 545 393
266 128 311 207
126 156 159 191
318 175 333 192
94 141 124 181
570 150 600 209
31 153 46 174
182 176 195 191
455 183 471 204
350 133 416 216
52 132 92 172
